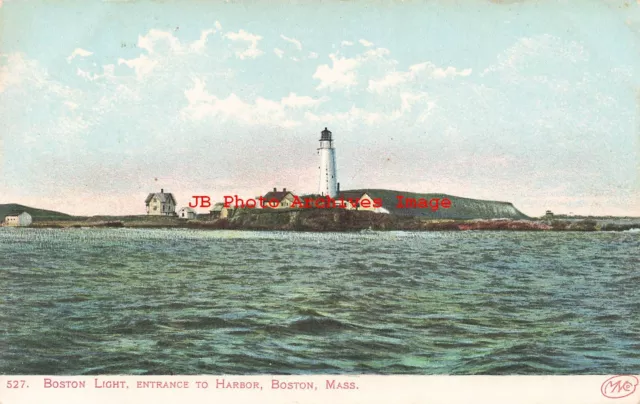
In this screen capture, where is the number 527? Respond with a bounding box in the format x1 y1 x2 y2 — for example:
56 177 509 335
7 380 26 388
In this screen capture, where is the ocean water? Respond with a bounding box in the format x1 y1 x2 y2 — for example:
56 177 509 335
0 228 638 375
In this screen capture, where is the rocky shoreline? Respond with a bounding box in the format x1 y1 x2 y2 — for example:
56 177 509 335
24 209 640 232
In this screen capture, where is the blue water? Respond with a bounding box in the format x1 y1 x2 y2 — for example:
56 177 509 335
0 228 638 374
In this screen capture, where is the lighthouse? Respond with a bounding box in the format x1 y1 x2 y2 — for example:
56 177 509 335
318 127 338 197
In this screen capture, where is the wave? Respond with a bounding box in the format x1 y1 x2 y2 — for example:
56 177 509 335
287 316 354 334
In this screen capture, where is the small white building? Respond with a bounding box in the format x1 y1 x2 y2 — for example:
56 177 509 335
3 211 33 227
177 207 197 220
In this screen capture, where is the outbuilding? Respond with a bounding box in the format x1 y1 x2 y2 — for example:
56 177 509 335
337 192 378 211
3 211 33 227
177 207 197 220
210 202 234 219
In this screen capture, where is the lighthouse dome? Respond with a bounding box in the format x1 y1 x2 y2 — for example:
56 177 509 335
320 127 332 141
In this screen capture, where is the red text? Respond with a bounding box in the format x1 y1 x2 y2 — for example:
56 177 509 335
396 196 452 211
326 379 358 389
216 379 262 389
189 195 211 208
94 379 127 389
44 379 86 388
271 380 315 390
136 381 190 389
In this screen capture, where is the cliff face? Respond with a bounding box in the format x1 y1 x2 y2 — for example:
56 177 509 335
229 209 401 231
349 189 529 219
292 189 528 220
227 209 543 232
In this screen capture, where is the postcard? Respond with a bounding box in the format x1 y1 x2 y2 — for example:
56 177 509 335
0 0 639 403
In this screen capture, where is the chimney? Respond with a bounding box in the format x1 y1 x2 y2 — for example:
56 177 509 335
283 188 287 192
273 187 277 192
161 188 164 194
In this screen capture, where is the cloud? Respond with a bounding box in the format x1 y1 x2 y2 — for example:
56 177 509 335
190 27 219 52
115 30 183 79
361 47 391 59
0 53 95 150
138 29 183 54
280 92 328 108
368 62 472 93
274 48 284 58
482 34 589 79
415 63 472 79
341 41 354 47
66 48 93 63
305 106 383 127
118 54 159 78
367 71 407 93
114 27 226 80
394 92 435 121
304 91 433 128
76 68 99 81
134 26 222 56
0 53 27 92
359 39 374 47
0 53 79 98
224 29 264 59
76 64 115 81
181 78 309 127
308 52 318 59
181 81 329 127
313 53 360 90
280 34 302 50
64 101 79 110
312 47 395 91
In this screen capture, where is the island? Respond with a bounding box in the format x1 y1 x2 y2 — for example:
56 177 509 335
2 189 639 232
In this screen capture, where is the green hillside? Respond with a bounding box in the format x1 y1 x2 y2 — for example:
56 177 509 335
346 189 530 219
0 204 76 222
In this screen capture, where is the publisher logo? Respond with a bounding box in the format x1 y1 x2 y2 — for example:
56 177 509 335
601 375 638 399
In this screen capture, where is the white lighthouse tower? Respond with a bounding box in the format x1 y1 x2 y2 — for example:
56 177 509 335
318 127 338 197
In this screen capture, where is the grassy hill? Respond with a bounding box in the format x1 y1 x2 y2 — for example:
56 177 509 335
287 189 529 220
345 189 530 219
0 204 76 222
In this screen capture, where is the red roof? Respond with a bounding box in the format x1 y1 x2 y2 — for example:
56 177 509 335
337 191 368 200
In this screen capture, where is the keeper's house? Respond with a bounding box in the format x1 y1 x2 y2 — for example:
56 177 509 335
145 189 177 216
2 211 32 227
262 188 295 209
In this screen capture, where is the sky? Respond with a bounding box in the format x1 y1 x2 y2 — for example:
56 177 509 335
0 0 639 216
